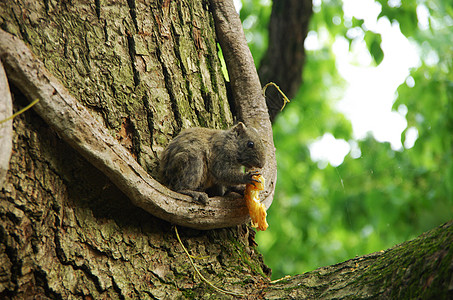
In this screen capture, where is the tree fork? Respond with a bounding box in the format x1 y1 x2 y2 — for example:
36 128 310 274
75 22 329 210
0 0 278 230
209 0 277 211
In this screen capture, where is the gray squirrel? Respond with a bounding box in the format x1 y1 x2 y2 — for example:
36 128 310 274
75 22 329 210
159 122 266 204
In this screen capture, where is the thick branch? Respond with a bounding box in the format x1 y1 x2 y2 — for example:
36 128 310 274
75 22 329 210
0 61 13 189
0 29 255 230
262 221 453 298
210 0 277 210
259 0 313 122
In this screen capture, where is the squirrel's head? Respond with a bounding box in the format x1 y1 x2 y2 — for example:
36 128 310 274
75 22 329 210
233 122 266 169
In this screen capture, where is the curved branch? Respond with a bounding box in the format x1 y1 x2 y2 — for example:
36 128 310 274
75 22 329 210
0 0 277 229
210 0 277 210
0 60 13 190
0 29 251 230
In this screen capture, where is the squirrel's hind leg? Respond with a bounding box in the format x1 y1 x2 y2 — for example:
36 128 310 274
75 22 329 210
172 152 208 204
178 190 209 204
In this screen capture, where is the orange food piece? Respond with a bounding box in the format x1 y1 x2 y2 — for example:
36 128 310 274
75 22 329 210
245 174 268 231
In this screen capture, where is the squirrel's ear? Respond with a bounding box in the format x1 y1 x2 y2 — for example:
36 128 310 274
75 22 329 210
233 122 247 133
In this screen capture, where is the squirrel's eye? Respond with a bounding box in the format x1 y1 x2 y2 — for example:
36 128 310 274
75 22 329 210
247 141 254 148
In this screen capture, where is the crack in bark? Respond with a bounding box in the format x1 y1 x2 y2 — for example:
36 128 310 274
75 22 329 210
141 94 154 145
156 45 183 129
102 19 109 43
125 0 140 88
110 275 126 300
33 269 63 299
126 34 140 87
126 0 139 33
43 0 50 14
79 264 106 294
12 12 31 45
94 0 101 20
54 231 109 295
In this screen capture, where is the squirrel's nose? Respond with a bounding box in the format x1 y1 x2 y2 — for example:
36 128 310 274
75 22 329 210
256 158 265 169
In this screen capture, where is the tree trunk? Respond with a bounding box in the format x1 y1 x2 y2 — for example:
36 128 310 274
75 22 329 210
0 0 270 298
258 0 312 122
0 1 451 299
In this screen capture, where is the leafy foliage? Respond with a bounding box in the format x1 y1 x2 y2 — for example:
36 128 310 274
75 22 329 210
239 0 273 67
240 0 453 279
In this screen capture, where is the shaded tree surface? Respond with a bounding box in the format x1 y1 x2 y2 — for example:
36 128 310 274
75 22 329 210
257 0 312 121
0 0 452 299
264 221 453 299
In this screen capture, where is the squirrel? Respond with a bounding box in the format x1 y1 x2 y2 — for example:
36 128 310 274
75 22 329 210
159 122 266 204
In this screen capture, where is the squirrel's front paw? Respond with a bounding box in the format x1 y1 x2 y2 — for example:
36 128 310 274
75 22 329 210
245 170 261 186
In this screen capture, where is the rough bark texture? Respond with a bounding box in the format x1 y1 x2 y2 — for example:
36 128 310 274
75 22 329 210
0 29 259 230
0 91 270 298
264 221 453 299
258 0 313 122
0 0 276 230
0 61 13 190
1 0 233 176
0 0 451 299
0 0 270 298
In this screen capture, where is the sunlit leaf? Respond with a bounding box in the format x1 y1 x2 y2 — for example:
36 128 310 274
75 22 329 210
364 31 384 65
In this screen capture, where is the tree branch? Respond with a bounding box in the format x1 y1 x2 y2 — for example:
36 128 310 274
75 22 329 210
262 221 453 298
0 60 13 189
0 29 259 230
258 0 313 122
0 0 277 229
209 0 277 210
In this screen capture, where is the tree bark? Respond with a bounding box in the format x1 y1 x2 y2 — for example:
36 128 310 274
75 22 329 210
0 61 13 189
258 0 313 122
0 29 265 230
0 0 451 299
264 221 453 299
0 0 270 298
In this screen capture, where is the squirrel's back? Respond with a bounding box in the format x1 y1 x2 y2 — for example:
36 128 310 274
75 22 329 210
159 127 222 190
159 123 265 202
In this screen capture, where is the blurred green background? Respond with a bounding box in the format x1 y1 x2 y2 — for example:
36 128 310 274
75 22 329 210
239 0 452 279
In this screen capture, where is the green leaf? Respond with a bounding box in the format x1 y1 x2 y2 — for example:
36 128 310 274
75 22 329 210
351 17 364 28
364 31 384 65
